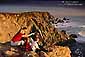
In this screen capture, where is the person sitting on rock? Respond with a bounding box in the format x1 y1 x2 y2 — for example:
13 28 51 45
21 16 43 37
11 27 28 46
21 37 32 52
30 32 40 52
20 32 36 52
30 32 48 53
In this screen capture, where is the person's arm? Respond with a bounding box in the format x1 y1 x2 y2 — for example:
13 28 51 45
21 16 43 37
28 33 35 37
22 33 35 37
29 38 34 45
22 35 28 37
35 41 40 49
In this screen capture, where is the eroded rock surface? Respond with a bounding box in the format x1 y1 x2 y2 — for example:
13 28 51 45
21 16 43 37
0 43 71 57
0 12 71 57
47 46 71 57
0 12 52 43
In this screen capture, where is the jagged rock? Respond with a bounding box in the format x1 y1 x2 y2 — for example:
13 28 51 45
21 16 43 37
0 51 5 57
0 13 20 43
0 12 52 43
5 50 16 56
0 12 62 45
39 51 49 57
47 46 71 57
0 12 72 57
0 43 71 57
69 34 78 38
28 51 39 57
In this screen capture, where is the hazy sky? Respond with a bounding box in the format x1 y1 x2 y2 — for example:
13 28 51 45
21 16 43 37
0 1 85 17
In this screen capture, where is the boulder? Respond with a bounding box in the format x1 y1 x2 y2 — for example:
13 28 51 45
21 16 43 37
78 31 85 37
47 46 71 57
0 13 20 43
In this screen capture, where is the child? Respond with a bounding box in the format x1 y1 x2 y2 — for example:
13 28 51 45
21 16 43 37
11 27 28 46
30 32 48 52
20 33 35 52
30 32 40 52
21 37 32 51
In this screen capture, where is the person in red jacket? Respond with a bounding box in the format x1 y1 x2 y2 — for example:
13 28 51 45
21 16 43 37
11 27 28 46
21 37 32 51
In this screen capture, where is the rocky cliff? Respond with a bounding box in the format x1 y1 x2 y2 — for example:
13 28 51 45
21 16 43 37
0 12 71 57
0 12 53 43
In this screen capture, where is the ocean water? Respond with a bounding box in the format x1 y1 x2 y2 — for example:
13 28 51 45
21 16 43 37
55 16 85 43
56 16 85 33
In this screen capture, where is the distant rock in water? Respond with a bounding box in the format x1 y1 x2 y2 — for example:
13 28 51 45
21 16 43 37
78 31 85 37
69 34 78 38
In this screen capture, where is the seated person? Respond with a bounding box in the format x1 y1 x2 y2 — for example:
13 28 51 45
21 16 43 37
21 37 32 51
18 32 35 51
30 32 40 52
11 27 28 46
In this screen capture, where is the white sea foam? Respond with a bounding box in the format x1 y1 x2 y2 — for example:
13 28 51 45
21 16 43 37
79 25 85 28
53 21 85 43
75 37 85 43
54 22 82 28
75 34 85 43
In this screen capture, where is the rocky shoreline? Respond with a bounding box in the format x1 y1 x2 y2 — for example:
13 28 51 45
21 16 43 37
78 43 85 57
0 42 71 57
0 11 83 57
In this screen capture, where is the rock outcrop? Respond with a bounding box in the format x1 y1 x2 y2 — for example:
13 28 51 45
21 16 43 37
0 12 62 44
78 31 85 37
0 43 71 57
0 12 71 57
0 12 53 43
0 13 21 43
47 46 71 57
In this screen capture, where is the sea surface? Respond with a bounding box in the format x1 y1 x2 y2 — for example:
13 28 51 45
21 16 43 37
54 16 85 56
54 16 85 43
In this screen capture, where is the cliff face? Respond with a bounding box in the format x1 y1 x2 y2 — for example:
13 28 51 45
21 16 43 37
0 13 20 43
0 12 52 43
0 12 71 57
47 46 71 57
0 12 54 43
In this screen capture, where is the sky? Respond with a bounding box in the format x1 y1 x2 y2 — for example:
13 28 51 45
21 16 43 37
0 1 85 17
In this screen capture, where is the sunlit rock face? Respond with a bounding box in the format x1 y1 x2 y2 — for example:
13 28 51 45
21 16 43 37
0 43 71 57
0 13 20 43
47 46 71 57
0 12 52 43
0 12 72 57
0 12 69 44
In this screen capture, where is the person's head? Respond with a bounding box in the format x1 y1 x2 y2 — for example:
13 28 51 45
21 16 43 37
61 30 66 34
34 32 40 42
20 27 27 34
